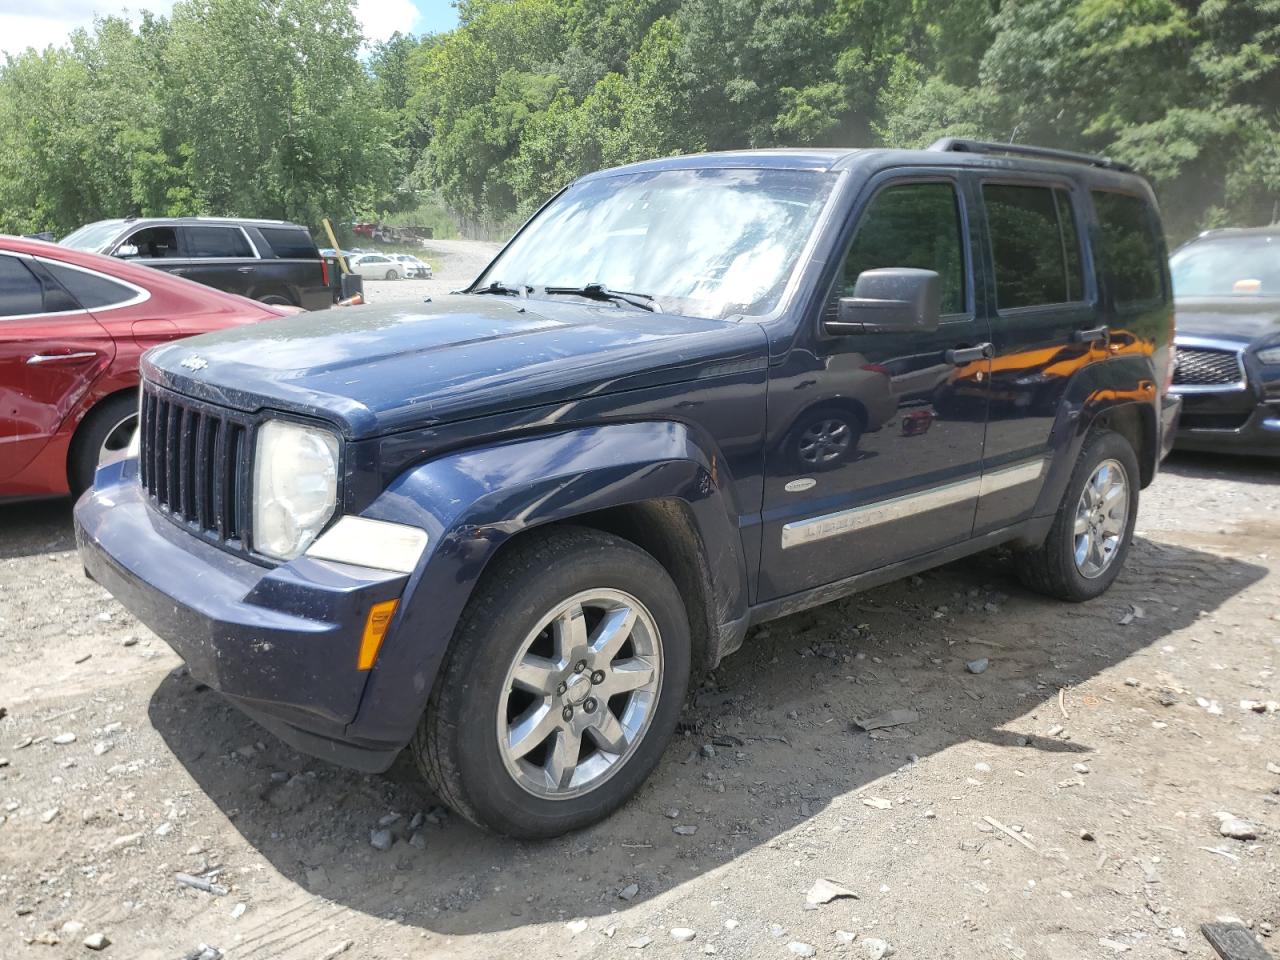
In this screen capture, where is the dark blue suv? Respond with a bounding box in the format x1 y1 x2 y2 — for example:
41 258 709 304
75 140 1180 837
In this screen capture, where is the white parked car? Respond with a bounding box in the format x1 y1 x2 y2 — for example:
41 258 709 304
392 254 432 279
349 253 405 280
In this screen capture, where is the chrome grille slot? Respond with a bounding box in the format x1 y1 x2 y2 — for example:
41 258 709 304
139 382 252 549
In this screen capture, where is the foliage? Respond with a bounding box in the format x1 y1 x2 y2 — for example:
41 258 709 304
0 0 395 235
1 0 1277 241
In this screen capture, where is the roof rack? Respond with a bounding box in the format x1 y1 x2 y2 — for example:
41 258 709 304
928 138 1134 174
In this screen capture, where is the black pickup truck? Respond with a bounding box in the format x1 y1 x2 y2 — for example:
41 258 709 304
60 216 331 310
76 140 1181 838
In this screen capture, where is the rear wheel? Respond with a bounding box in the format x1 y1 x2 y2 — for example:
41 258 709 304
385 269 399 281
412 527 690 838
258 294 295 306
69 393 137 498
1015 429 1139 601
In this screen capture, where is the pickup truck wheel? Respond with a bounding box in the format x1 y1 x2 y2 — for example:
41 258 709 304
411 526 690 838
1015 429 1139 602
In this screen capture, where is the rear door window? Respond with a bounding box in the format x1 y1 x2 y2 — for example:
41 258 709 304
1091 191 1166 307
983 184 1086 309
0 255 46 316
839 181 967 315
185 226 255 259
258 227 319 259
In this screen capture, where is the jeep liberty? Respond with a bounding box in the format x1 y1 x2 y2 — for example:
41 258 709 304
76 140 1181 837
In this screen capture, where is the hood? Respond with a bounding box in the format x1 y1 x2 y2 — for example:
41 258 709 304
143 295 768 438
1175 296 1280 346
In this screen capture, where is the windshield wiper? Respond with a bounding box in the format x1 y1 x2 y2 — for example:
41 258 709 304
470 280 530 297
542 283 662 313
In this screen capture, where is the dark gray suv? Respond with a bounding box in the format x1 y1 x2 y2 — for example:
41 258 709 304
61 217 331 311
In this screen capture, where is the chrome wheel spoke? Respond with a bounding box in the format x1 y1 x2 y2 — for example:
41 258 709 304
511 654 559 695
507 701 557 760
586 710 628 754
589 605 637 663
1074 511 1091 536
553 603 588 661
545 727 582 790
600 657 655 697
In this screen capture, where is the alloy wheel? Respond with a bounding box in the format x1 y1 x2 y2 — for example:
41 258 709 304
497 589 663 800
1073 458 1129 579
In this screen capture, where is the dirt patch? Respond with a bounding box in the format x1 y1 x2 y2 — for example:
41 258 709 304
1 454 1276 959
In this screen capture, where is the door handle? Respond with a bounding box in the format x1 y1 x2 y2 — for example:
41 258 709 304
1073 325 1109 344
945 343 994 365
237 266 255 274
27 351 98 365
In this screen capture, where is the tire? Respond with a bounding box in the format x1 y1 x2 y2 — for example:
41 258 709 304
258 294 295 306
69 393 138 498
1015 429 1140 602
411 526 691 838
385 269 399 281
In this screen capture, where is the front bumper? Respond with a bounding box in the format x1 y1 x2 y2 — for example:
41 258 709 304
74 459 409 771
1173 394 1280 455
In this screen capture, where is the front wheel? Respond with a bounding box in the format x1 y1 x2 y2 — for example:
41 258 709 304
1015 429 1140 601
412 527 690 838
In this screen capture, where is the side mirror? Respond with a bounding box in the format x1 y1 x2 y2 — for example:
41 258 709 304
114 243 139 259
827 268 942 335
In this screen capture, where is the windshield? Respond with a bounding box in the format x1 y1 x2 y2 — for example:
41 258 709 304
1171 235 1280 298
477 167 837 320
60 221 125 252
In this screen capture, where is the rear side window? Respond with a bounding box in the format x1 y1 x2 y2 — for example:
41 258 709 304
186 226 254 259
984 184 1085 309
258 227 319 259
0 255 46 316
44 262 138 309
839 181 966 315
1092 191 1165 307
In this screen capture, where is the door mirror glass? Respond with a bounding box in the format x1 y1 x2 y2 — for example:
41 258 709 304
114 243 139 259
829 268 942 334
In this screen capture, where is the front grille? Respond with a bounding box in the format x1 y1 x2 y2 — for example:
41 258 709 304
139 383 252 549
1173 347 1244 387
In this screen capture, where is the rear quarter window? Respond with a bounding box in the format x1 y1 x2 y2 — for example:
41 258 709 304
44 262 140 310
258 227 320 259
1091 191 1166 308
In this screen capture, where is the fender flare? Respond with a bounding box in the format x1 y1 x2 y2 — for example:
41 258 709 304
345 420 749 747
1032 355 1160 519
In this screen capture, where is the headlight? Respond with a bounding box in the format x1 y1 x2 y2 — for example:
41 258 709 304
1257 345 1280 366
253 420 340 561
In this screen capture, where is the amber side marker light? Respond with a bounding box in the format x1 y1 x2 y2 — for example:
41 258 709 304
358 599 399 670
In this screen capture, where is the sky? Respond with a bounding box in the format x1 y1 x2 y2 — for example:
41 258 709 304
0 0 458 57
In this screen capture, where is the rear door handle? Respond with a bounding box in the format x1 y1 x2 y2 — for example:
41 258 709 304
27 351 97 365
237 266 255 274
945 343 994 365
1073 326 1109 344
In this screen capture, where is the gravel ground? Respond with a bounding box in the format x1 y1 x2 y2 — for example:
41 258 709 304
0 280 1277 959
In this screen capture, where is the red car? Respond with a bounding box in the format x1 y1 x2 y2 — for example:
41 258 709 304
0 235 295 500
